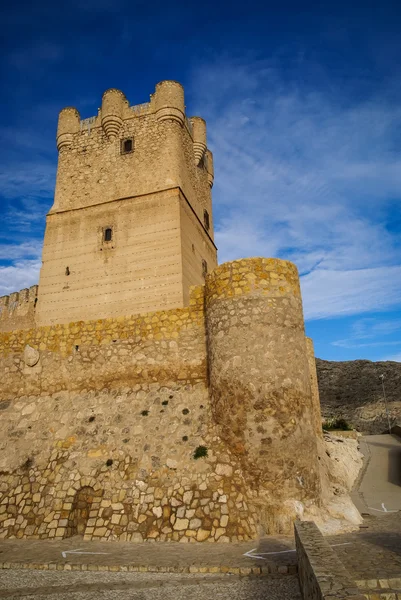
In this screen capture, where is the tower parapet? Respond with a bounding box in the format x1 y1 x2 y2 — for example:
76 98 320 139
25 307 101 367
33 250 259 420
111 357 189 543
154 80 185 125
101 88 127 139
56 107 80 151
190 117 207 165
205 150 214 188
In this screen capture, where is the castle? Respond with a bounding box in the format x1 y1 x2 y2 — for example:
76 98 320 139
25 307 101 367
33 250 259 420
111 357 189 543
0 81 323 542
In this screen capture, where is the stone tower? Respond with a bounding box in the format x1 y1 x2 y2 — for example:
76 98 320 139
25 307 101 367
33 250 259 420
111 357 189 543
36 81 217 326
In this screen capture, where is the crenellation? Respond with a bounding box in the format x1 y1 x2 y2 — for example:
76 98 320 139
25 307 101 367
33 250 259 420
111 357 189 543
0 285 38 333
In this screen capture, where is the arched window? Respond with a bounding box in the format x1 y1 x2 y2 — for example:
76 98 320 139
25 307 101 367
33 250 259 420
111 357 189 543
104 228 112 242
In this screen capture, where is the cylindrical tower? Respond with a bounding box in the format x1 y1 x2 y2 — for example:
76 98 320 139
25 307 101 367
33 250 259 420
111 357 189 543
306 337 323 438
101 89 125 139
154 80 185 125
205 258 321 530
205 149 214 188
190 117 207 165
56 107 80 152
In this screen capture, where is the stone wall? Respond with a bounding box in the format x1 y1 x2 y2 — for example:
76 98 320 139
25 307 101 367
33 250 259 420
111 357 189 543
295 521 365 600
0 258 322 542
316 359 401 434
0 285 259 542
0 286 38 333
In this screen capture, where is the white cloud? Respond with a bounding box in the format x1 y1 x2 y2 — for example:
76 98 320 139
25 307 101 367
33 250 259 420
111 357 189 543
0 241 42 261
301 266 401 320
190 58 401 319
0 260 41 296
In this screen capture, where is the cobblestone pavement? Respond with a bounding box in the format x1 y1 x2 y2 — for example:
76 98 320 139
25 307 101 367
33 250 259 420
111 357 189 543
0 535 297 574
328 512 401 580
0 570 301 600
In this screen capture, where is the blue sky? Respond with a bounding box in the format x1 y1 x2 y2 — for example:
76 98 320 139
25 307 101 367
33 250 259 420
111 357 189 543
1 0 401 362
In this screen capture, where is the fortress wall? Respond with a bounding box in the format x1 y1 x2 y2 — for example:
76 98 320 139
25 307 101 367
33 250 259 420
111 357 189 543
0 285 259 542
0 286 38 333
205 258 321 533
0 259 322 542
36 189 185 326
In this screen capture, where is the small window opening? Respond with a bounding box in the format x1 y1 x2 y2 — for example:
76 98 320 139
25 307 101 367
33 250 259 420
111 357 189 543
202 259 208 278
203 210 210 231
104 228 112 242
121 138 133 154
65 266 70 276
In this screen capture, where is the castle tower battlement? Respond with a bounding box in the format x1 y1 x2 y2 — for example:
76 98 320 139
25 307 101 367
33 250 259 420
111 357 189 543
0 285 38 332
37 81 217 326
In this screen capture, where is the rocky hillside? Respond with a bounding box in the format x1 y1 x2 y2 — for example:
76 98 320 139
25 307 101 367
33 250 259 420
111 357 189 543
316 359 401 434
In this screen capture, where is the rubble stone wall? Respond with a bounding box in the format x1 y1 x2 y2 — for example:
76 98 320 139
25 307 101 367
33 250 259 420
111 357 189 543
0 259 321 541
295 521 365 600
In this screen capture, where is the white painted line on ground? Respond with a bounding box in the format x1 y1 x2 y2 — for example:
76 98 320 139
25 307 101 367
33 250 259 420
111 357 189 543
61 549 110 558
367 504 398 513
243 542 352 560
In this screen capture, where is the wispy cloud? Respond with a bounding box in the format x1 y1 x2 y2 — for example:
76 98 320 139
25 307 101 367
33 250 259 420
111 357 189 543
0 241 42 261
191 58 401 320
0 259 41 296
333 317 401 348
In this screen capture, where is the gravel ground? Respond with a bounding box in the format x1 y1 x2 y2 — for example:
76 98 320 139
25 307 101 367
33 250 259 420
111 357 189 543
0 569 301 600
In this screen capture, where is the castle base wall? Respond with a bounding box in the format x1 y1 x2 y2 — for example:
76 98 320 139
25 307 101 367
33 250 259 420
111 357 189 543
0 259 322 541
0 285 259 542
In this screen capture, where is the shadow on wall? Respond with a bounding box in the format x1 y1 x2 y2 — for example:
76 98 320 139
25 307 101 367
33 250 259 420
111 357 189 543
65 486 102 538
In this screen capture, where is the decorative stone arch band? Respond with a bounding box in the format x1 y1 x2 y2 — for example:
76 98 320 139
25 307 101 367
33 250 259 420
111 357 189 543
204 257 321 529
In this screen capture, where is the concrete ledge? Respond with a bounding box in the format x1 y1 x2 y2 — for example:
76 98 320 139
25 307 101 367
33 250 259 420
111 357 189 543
0 561 297 576
295 521 365 599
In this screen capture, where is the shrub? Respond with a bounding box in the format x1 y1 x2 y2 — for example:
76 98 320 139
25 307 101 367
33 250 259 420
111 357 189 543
193 445 208 459
322 417 352 431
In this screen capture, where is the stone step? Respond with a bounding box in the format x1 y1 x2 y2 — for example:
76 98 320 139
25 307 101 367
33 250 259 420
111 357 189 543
356 577 401 599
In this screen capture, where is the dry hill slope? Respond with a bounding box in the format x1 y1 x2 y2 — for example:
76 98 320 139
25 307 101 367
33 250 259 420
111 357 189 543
316 359 401 434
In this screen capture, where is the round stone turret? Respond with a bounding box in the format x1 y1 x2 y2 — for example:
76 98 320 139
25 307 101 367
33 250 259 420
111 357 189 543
154 80 185 125
190 117 207 165
56 107 80 151
205 257 321 532
101 89 125 139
